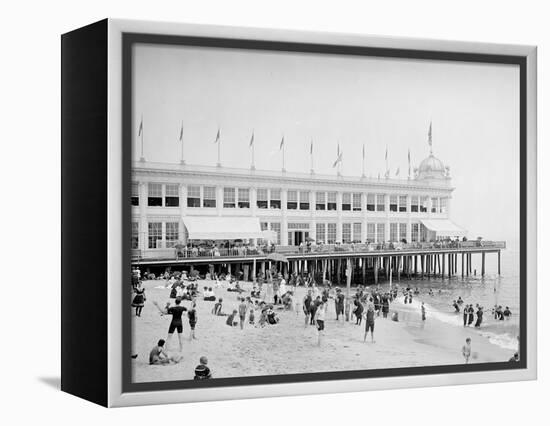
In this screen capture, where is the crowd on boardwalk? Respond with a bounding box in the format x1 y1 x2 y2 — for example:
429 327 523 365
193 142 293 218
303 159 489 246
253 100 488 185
131 264 519 379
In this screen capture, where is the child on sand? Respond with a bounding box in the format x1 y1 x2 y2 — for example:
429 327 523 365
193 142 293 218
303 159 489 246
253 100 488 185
364 305 376 343
213 298 224 316
248 306 255 325
462 338 472 363
226 309 239 327
314 300 327 346
194 356 212 379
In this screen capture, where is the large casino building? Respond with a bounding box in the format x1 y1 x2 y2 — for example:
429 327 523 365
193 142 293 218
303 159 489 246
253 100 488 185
131 147 467 260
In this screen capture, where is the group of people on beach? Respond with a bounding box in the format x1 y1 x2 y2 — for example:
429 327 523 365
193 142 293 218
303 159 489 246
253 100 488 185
450 296 512 329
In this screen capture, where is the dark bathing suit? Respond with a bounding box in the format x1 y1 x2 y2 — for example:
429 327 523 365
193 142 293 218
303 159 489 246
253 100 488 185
168 305 187 333
366 310 375 332
188 309 197 330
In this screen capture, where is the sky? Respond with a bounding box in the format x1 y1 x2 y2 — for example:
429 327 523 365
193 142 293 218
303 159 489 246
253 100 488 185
133 44 520 242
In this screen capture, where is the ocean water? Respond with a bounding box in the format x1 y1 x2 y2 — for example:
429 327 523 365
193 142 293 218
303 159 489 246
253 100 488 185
370 242 520 351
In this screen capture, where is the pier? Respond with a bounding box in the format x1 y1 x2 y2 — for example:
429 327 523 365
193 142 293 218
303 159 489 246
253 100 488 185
132 240 505 285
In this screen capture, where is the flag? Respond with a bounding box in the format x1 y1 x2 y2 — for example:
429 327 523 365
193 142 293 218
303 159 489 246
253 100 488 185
214 128 220 144
249 131 254 148
179 123 183 142
138 118 143 136
332 152 343 168
279 136 285 150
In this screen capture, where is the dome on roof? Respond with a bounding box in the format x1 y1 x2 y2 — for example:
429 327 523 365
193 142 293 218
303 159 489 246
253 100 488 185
416 154 448 180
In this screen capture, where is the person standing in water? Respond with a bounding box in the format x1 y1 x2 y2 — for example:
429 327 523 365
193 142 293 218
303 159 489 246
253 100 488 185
463 305 469 327
462 337 472 363
474 306 483 328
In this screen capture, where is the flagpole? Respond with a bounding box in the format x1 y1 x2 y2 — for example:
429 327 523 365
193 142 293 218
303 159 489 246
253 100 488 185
310 139 314 174
250 131 255 171
216 128 221 167
361 144 366 178
139 114 145 162
180 122 185 165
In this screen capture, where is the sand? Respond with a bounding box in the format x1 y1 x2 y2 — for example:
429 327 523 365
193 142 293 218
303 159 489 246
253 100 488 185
131 279 516 383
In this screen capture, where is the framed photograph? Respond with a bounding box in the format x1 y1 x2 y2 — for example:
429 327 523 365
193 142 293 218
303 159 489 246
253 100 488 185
61 19 537 407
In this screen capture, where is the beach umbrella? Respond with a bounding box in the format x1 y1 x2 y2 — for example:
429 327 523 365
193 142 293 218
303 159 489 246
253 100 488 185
174 242 185 249
266 252 289 263
305 236 315 242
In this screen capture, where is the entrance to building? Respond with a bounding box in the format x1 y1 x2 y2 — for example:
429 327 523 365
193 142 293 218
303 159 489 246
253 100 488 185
289 231 309 246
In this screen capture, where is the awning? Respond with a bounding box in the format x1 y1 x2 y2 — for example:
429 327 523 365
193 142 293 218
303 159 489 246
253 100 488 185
183 216 264 240
260 230 277 242
420 219 467 238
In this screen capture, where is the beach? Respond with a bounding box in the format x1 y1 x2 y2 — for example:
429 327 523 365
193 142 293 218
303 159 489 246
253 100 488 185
131 278 518 383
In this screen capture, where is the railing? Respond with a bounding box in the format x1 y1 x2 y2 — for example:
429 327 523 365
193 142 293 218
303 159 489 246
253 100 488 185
132 240 505 262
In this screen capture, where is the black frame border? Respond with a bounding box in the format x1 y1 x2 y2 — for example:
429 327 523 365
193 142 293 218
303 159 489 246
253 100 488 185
121 32 528 394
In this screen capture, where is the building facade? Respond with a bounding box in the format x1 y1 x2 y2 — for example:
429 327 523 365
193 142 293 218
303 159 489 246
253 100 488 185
131 152 464 255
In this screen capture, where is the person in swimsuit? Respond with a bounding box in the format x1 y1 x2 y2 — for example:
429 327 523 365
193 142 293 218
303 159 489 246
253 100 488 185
364 305 376 343
131 282 146 317
463 305 469 327
421 302 426 321
353 299 364 325
462 337 472 363
149 339 181 365
303 290 313 327
187 302 198 340
155 297 187 352
335 288 345 321
238 298 247 330
226 309 239 327
314 300 327 346
475 306 483 328
194 356 212 379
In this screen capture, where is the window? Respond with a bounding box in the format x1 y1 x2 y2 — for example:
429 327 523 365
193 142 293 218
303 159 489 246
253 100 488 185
316 192 326 210
399 196 407 212
165 184 179 207
148 183 163 207
390 195 398 212
148 222 162 249
353 223 362 242
399 223 407 241
287 190 298 210
223 187 236 208
270 189 281 209
376 194 385 212
131 222 139 249
411 223 420 242
327 192 337 210
367 223 376 242
270 223 281 244
376 223 385 243
342 193 351 211
327 223 337 243
165 222 179 247
342 223 352 243
257 188 268 209
440 197 447 213
203 186 216 208
431 197 439 213
316 223 326 243
238 188 250 208
260 222 268 231
131 182 139 206
353 193 362 211
390 223 398 241
187 185 201 208
411 196 419 213
367 194 375 211
420 196 428 213
299 191 310 210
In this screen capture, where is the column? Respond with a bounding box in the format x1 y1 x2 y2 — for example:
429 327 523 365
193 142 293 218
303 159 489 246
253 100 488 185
385 194 390 242
406 194 412 243
281 189 288 246
139 182 147 251
336 192 343 243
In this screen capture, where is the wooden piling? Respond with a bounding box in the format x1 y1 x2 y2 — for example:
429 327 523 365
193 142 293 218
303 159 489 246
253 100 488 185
498 251 501 275
481 252 486 276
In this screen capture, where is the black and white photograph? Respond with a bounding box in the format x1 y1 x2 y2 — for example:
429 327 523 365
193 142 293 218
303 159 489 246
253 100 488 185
127 37 525 387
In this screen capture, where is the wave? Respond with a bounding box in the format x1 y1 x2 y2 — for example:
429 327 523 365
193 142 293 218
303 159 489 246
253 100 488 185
395 297 517 351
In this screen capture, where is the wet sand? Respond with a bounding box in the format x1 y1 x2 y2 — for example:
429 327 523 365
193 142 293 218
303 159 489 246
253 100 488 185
132 279 516 383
